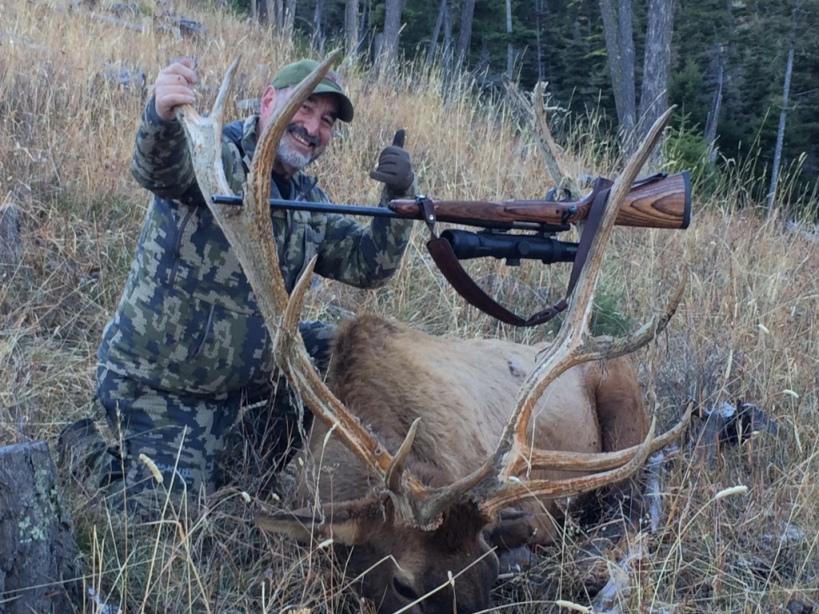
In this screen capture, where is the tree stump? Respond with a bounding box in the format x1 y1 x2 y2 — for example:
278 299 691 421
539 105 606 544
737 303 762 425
0 441 81 614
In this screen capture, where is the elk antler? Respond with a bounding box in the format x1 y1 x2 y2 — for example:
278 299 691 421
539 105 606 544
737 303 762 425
176 56 688 532
503 76 580 199
404 108 691 527
177 55 476 521
174 53 423 488
478 108 690 513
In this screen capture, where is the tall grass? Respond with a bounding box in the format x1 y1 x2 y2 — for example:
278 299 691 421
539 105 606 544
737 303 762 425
1 0 818 611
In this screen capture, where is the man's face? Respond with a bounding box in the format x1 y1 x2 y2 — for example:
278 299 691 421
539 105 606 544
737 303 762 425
259 86 338 177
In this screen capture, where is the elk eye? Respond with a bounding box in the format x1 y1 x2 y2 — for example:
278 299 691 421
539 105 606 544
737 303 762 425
392 576 418 601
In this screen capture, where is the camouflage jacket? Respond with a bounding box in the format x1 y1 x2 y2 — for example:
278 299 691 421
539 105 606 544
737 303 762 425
98 98 413 395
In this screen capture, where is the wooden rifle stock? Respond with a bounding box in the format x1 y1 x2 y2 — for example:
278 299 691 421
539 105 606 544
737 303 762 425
390 170 691 230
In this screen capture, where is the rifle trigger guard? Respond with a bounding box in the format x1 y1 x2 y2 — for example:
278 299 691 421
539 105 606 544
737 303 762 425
561 205 577 226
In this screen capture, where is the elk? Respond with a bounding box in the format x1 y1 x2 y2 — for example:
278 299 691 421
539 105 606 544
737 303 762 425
175 53 690 613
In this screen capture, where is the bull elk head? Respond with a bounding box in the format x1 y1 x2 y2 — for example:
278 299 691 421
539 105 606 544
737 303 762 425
175 52 690 612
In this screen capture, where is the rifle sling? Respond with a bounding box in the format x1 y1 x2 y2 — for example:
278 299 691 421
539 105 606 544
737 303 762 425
565 177 614 304
422 177 613 327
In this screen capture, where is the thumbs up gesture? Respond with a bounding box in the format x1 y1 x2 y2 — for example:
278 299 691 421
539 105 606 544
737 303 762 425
369 129 414 195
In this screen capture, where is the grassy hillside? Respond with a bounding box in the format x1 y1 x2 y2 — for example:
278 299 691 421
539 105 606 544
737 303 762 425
1 0 818 612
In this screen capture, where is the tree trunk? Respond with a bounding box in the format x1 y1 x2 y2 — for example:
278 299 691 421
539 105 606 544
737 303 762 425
600 0 636 149
312 0 324 52
506 0 513 75
255 0 266 25
534 0 544 82
359 0 369 46
638 0 674 168
381 0 403 68
427 0 448 64
265 0 277 29
283 0 295 40
617 0 636 139
456 0 476 69
345 0 359 55
703 46 725 166
442 0 453 74
273 0 283 31
766 0 799 218
0 441 81 614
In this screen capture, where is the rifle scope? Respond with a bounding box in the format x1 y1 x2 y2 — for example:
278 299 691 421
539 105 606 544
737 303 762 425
440 229 578 266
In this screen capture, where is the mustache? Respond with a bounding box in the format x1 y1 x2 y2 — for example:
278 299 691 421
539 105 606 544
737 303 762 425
286 124 320 147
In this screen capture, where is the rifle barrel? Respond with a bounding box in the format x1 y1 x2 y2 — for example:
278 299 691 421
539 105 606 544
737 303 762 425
209 195 544 231
211 195 403 217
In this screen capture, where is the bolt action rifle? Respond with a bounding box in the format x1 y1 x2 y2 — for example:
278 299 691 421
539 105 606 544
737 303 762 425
212 170 691 326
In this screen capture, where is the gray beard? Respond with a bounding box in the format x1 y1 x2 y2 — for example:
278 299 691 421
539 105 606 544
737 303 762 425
273 119 320 171
276 139 314 171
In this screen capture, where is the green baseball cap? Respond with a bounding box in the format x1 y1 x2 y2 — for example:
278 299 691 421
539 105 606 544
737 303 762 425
271 59 354 123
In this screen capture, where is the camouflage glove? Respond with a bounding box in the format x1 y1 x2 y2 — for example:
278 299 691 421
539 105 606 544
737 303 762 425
369 130 414 195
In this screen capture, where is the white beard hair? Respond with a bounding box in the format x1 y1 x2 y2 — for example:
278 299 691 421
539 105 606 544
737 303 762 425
276 138 313 171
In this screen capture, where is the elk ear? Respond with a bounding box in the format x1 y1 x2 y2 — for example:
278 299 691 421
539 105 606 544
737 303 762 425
485 508 562 549
256 510 318 543
484 509 537 550
256 501 374 546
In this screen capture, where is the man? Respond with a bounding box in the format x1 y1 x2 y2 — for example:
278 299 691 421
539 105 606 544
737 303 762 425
64 58 416 511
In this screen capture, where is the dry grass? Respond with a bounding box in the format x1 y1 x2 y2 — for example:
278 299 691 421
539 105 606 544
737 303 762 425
1 0 818 612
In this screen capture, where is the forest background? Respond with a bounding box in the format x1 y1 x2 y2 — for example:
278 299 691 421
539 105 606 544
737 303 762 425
243 0 819 214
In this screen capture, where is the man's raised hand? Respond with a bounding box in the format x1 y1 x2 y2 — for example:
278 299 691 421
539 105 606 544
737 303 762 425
154 58 199 121
369 129 414 195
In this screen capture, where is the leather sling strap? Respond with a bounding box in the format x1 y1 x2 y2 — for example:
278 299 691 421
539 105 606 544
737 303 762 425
422 177 614 327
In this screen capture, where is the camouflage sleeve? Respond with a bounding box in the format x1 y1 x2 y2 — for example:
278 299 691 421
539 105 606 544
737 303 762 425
313 179 416 288
130 97 245 205
129 96 200 203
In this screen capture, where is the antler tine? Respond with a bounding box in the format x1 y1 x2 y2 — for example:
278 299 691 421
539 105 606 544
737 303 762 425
411 403 692 528
386 418 422 494
175 56 243 211
413 402 691 528
212 56 242 126
278 256 319 351
581 267 687 359
282 350 398 473
505 401 692 476
480 418 658 516
247 51 344 317
272 255 406 481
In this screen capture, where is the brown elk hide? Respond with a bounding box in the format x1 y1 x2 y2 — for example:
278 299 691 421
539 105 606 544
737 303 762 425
259 313 650 612
300 313 648 540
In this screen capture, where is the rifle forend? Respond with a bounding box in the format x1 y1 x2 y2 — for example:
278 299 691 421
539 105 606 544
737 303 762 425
390 170 691 230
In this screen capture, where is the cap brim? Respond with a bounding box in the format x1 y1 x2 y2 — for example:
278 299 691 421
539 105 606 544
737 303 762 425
314 84 354 123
